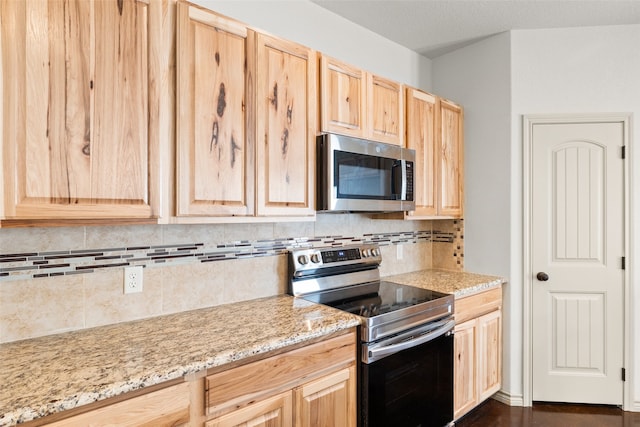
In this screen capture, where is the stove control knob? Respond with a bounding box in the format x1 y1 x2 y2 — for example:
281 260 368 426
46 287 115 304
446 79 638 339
372 248 380 257
362 249 369 258
310 253 321 264
297 255 309 265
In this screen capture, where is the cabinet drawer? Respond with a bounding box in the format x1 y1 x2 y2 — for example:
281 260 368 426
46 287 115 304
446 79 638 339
205 331 356 418
44 382 191 426
455 287 502 324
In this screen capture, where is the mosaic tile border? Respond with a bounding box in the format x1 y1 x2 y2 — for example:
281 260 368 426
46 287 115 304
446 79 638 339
0 230 454 282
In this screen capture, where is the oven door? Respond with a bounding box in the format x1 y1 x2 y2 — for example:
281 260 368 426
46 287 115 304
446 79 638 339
360 319 454 427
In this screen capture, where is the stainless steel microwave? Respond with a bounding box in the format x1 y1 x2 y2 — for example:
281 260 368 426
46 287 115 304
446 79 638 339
317 133 415 212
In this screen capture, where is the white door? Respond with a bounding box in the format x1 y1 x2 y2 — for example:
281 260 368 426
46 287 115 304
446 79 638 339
531 121 625 404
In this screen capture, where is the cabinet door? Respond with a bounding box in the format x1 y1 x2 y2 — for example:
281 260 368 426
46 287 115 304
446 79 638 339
206 391 293 427
478 309 502 402
438 99 464 217
294 366 356 427
1 0 158 222
368 74 404 145
405 88 437 217
176 2 254 216
319 56 367 139
44 382 191 426
453 319 477 420
255 34 316 216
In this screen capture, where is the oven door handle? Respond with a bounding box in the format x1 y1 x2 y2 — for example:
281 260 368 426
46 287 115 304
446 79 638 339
366 319 455 363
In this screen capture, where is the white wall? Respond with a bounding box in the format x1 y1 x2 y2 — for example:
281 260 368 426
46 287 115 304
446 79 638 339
194 1 432 91
511 24 640 410
431 32 516 396
434 24 640 409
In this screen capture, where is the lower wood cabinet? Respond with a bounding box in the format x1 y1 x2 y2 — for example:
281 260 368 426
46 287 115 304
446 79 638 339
43 382 192 427
453 287 502 420
204 330 357 427
33 330 356 427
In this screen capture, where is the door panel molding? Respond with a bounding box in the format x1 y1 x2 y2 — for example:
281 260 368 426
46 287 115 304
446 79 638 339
522 113 631 409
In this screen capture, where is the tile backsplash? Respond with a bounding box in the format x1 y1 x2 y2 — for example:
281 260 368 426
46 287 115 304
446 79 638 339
0 214 463 343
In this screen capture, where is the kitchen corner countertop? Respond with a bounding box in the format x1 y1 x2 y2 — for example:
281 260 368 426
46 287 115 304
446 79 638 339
384 268 506 298
0 295 360 427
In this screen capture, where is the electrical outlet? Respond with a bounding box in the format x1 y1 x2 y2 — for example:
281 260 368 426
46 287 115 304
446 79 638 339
123 266 143 294
396 244 403 260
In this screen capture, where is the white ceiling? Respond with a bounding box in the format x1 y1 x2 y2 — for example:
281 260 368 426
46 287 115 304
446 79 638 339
310 0 640 58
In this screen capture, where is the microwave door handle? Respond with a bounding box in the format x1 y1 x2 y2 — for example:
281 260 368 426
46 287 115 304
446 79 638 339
401 160 407 200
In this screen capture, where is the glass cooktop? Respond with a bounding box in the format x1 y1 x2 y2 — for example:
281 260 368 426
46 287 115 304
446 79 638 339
309 280 450 319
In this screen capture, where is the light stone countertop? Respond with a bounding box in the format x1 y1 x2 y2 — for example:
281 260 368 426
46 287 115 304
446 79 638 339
384 268 506 298
0 295 360 427
0 269 504 426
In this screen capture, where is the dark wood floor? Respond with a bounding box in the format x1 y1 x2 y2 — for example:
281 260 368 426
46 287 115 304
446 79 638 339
454 399 640 427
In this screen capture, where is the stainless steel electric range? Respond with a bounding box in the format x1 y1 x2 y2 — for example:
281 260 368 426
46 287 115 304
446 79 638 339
288 243 455 427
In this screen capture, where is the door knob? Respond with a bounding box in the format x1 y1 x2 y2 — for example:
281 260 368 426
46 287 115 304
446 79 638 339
536 272 549 281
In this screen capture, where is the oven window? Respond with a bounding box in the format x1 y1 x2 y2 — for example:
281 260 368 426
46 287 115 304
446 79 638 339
361 332 453 427
334 150 401 200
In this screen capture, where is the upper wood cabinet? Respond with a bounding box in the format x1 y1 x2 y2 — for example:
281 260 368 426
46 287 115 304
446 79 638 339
176 2 316 219
176 2 255 217
405 88 438 217
438 98 464 217
255 34 316 216
404 88 464 219
320 55 404 146
1 0 164 225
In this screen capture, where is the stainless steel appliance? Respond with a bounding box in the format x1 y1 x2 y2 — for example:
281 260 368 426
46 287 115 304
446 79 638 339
288 244 455 427
316 133 415 212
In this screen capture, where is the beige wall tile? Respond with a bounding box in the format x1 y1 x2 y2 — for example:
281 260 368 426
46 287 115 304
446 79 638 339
162 224 225 247
379 242 432 277
224 223 274 242
0 227 85 254
85 225 163 249
0 275 85 343
273 220 315 240
84 268 163 328
314 213 350 236
161 261 226 314
223 256 287 304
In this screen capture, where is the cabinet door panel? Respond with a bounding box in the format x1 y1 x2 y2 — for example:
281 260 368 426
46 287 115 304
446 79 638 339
205 391 293 427
3 0 157 221
176 3 254 216
405 88 437 217
454 319 477 420
478 309 502 401
295 367 356 427
369 75 403 145
438 99 464 217
320 56 366 138
256 34 315 216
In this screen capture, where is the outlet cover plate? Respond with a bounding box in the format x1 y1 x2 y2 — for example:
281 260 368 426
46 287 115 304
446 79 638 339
124 266 143 294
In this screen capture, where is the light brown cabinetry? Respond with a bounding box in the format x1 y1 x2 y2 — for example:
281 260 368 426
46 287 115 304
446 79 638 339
453 287 502 420
320 55 404 146
43 382 192 426
176 2 255 217
438 99 464 217
255 34 316 216
404 88 464 218
205 331 357 427
176 2 316 220
1 0 166 226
